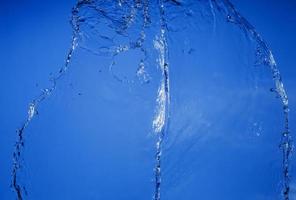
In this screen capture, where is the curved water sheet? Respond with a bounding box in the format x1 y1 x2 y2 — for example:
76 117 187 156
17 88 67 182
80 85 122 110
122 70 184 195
12 0 292 200
13 1 163 199
161 0 291 200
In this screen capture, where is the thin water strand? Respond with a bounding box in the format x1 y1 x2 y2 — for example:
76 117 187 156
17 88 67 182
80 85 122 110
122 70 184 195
10 1 85 199
153 1 170 199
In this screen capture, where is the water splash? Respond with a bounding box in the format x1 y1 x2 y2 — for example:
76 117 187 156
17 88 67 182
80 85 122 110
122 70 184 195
11 0 292 199
11 1 83 198
211 0 292 198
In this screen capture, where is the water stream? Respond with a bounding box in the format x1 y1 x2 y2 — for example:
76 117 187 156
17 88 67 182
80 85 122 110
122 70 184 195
12 0 292 199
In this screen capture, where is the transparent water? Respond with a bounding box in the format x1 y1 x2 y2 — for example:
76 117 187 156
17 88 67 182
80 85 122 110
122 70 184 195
10 0 293 199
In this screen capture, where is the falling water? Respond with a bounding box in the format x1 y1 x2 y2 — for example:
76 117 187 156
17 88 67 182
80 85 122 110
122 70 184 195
152 1 170 199
211 1 292 198
11 0 292 199
11 1 83 199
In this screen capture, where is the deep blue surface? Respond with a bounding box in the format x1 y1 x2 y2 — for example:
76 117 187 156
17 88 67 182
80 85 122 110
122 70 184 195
0 0 296 199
